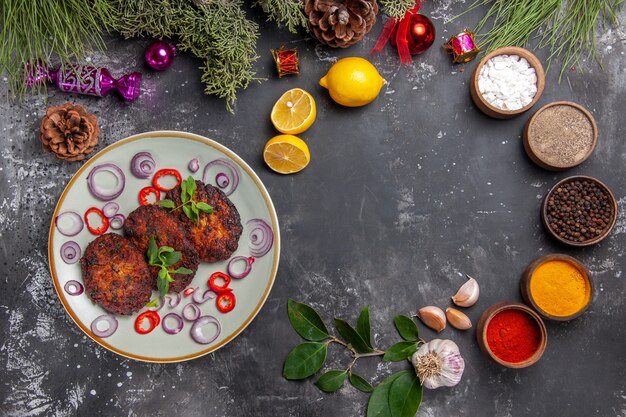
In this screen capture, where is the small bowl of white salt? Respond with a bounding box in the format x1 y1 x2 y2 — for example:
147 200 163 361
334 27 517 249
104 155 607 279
470 46 545 119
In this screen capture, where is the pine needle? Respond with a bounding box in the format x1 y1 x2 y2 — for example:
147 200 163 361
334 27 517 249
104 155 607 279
255 0 308 34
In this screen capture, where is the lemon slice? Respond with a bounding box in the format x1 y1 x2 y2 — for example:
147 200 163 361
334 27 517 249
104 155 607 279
263 135 310 174
270 88 316 134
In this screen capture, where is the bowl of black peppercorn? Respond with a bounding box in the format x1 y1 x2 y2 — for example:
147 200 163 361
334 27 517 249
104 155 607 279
542 176 618 246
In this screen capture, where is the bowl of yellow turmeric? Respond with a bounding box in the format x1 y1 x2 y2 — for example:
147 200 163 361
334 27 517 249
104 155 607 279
520 254 592 321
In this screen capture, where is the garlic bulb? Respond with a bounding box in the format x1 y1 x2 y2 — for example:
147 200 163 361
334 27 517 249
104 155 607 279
451 275 480 307
411 339 465 389
416 306 446 332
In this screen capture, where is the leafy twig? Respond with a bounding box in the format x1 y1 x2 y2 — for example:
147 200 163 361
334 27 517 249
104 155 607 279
283 300 424 416
378 0 416 18
146 236 192 296
254 0 308 33
158 176 212 224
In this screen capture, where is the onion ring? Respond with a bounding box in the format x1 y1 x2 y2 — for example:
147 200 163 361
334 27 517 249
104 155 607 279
91 314 118 338
164 293 181 308
109 213 126 230
202 159 239 196
182 303 201 321
60 241 81 264
86 163 126 201
55 211 83 236
215 172 229 189
64 280 84 296
102 202 119 218
193 289 217 305
191 316 221 344
162 312 184 334
130 152 156 179
227 256 254 279
247 218 274 258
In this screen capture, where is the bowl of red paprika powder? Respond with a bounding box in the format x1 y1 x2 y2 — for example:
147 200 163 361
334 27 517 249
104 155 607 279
476 302 547 368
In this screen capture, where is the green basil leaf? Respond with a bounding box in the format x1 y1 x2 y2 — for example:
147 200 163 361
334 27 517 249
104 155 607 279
356 305 372 348
180 178 190 204
166 274 174 283
157 268 169 296
182 204 193 220
283 342 328 380
349 372 374 393
382 341 418 362
314 370 347 393
186 176 197 199
156 199 176 209
171 267 193 275
158 246 175 254
287 299 330 341
162 251 182 266
366 372 404 417
145 299 159 308
190 208 199 225
334 318 373 354
191 203 200 216
147 237 159 265
394 315 419 342
388 370 422 417
195 201 213 213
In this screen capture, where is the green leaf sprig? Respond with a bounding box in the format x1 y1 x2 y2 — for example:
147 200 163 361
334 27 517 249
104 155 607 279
146 236 192 296
158 176 213 225
283 300 428 417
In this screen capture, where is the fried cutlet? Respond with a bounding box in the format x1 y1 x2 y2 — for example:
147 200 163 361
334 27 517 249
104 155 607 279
123 205 199 293
166 181 243 262
80 233 153 315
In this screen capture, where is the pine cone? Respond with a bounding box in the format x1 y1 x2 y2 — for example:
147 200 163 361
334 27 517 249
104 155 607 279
39 103 99 162
305 0 379 48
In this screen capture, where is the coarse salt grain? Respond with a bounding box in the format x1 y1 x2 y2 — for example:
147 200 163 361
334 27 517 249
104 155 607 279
478 54 537 111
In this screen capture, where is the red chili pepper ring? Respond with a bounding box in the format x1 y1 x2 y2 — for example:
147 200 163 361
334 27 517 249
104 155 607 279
135 310 161 334
139 186 161 206
84 207 109 235
216 292 236 313
208 272 231 294
152 169 182 192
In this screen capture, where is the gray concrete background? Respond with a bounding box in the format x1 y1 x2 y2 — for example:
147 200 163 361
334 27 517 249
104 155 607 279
1 2 625 416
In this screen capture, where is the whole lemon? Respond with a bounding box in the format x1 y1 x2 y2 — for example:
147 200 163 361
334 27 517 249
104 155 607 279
319 57 386 107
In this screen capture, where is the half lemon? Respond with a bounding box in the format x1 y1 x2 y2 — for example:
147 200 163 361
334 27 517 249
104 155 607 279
263 135 310 174
270 88 316 134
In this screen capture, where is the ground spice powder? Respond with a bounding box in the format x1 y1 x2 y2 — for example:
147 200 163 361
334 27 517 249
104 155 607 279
486 309 541 363
528 104 594 167
530 260 590 317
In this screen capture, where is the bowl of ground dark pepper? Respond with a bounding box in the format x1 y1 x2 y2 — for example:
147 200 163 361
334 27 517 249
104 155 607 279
524 101 597 170
542 176 618 246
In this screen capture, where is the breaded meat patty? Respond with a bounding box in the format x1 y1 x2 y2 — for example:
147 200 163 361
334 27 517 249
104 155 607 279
167 181 243 262
80 233 152 315
123 205 199 293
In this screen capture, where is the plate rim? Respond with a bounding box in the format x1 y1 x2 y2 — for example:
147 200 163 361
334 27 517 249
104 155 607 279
48 130 281 363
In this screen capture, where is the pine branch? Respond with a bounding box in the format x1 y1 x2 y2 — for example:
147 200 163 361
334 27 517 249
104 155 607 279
0 0 112 98
255 0 308 33
104 0 261 112
378 0 415 18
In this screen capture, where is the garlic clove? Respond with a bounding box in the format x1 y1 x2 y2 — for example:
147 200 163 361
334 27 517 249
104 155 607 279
416 306 446 332
445 307 472 330
451 275 480 307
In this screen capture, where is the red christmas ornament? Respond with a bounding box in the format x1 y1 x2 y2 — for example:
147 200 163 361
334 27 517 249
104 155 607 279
408 14 435 55
371 1 435 64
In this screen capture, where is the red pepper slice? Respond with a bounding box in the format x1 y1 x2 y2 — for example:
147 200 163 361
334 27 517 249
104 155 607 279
216 292 236 313
135 311 161 334
208 272 231 294
152 169 182 192
139 186 160 206
84 207 109 235
183 288 195 297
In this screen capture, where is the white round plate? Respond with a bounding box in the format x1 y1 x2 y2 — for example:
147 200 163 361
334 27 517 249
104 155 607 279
48 131 280 362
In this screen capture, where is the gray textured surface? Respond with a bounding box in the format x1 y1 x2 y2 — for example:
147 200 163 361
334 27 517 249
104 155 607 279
1 2 625 416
